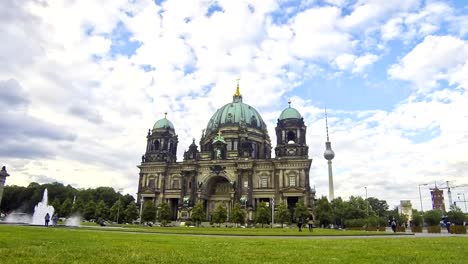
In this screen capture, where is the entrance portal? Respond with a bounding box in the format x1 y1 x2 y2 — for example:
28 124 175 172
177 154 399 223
205 176 232 220
287 197 299 222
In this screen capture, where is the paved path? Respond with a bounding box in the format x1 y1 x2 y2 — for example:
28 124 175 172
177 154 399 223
4 223 467 239
72 227 467 239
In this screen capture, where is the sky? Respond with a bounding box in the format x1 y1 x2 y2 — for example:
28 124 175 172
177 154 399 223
1 0 468 212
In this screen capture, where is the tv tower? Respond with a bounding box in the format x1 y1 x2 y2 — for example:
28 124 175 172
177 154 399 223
323 109 335 200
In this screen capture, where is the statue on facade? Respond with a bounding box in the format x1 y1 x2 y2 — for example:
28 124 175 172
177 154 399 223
183 196 190 207
197 181 203 191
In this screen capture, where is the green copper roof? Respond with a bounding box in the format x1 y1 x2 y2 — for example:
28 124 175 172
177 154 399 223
206 99 267 132
279 107 302 120
153 117 174 130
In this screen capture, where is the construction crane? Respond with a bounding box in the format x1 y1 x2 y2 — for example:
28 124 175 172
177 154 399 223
430 181 468 208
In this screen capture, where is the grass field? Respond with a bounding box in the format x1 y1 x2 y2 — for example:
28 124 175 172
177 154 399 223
0 225 467 264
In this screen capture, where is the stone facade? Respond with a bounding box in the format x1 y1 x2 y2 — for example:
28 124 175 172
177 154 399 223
137 88 314 221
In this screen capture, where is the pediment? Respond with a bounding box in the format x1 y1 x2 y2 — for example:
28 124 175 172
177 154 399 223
281 186 305 193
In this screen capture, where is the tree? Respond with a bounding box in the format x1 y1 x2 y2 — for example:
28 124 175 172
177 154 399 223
330 197 346 227
109 200 123 223
344 196 366 220
123 201 138 223
424 209 443 226
315 196 332 227
50 198 62 217
275 202 290 228
72 198 85 215
395 213 408 226
293 199 309 222
95 200 109 220
448 207 466 225
141 201 156 223
212 204 227 227
190 202 205 226
83 201 96 220
255 202 270 227
158 202 171 226
230 203 245 227
412 211 423 227
366 197 389 217
60 198 73 218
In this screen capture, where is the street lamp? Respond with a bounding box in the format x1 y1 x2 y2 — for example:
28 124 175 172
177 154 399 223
139 195 144 224
116 188 123 224
271 197 275 228
458 193 467 213
364 187 369 217
418 183 429 213
0 166 10 207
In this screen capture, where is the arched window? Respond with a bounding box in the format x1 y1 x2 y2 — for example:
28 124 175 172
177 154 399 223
287 131 296 143
154 140 160 150
173 179 180 189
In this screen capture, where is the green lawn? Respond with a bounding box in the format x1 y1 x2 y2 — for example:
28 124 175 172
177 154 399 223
0 225 466 264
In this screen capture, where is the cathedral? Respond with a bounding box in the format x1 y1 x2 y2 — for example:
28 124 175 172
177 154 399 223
137 84 315 221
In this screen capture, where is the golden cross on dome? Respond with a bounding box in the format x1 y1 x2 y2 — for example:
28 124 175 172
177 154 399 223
235 77 241 96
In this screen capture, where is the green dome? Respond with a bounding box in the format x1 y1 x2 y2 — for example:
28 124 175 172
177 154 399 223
206 98 267 132
279 107 302 120
153 117 174 130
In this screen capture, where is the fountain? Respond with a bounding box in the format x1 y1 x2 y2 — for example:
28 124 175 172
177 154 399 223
31 188 55 225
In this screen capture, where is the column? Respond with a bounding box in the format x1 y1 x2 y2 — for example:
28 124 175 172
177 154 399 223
279 170 283 188
248 171 253 208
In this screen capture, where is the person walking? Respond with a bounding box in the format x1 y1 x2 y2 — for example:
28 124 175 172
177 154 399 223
44 213 50 227
307 215 314 232
52 214 58 227
297 216 304 232
391 219 397 233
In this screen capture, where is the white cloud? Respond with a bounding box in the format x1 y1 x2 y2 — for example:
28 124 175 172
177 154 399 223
290 6 352 60
334 53 378 73
389 35 468 92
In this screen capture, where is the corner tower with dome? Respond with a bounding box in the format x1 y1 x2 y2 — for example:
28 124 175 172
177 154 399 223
137 84 315 222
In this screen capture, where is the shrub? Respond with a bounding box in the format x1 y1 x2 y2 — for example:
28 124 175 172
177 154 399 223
190 202 205 227
412 212 423 227
427 226 441 233
378 217 387 227
396 226 406 232
366 216 379 228
449 225 467 234
447 208 466 225
424 210 443 226
411 226 423 233
345 218 365 228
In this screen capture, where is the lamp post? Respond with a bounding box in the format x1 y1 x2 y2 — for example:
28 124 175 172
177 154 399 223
418 183 429 213
116 188 123 224
458 193 467 213
0 166 10 208
365 186 369 217
271 198 275 228
139 195 144 225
